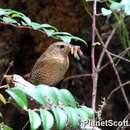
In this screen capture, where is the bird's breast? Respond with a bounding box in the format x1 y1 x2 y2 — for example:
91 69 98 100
30 55 69 85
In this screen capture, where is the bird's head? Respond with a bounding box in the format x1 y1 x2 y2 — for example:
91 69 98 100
46 42 83 58
46 42 72 55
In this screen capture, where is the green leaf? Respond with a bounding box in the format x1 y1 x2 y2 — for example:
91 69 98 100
36 85 58 104
75 108 89 121
101 8 112 16
0 93 7 104
21 16 31 25
14 85 33 96
63 107 79 128
85 0 103 2
52 32 87 45
121 0 130 15
110 2 123 10
39 24 58 31
13 85 47 105
2 17 18 24
51 87 64 105
0 112 3 117
80 106 94 119
52 107 68 130
40 109 54 130
31 23 58 36
43 29 56 37
30 22 41 29
60 89 77 107
0 122 13 130
69 35 87 45
28 109 41 130
0 9 7 16
11 13 22 18
6 88 28 110
52 32 72 43
31 88 47 105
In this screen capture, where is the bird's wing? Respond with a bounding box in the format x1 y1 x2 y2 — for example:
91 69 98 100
31 54 51 72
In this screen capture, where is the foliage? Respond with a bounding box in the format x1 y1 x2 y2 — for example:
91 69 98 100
0 123 13 130
101 0 130 16
0 8 87 45
85 0 130 57
3 74 94 130
0 93 7 104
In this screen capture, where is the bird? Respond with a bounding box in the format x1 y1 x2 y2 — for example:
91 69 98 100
28 41 81 86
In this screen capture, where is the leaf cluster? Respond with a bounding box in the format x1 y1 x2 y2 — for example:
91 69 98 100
0 8 87 45
3 75 94 130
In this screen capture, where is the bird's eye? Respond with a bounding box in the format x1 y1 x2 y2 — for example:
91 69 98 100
57 45 65 49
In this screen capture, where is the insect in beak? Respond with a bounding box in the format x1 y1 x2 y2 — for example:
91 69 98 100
70 45 83 60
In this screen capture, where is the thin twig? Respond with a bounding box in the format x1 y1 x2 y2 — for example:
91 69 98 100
105 46 130 112
98 48 130 72
96 27 117 71
0 60 14 85
63 73 92 82
0 84 9 89
22 120 29 130
96 26 130 112
91 0 97 111
107 81 130 101
116 46 130 65
99 46 130 72
108 51 130 63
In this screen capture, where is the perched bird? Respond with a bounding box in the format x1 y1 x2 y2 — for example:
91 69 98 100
28 42 82 86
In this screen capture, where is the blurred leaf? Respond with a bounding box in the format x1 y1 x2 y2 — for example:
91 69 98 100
52 32 87 45
85 0 103 2
75 108 89 121
52 107 68 130
80 106 94 119
101 8 112 16
6 88 28 110
121 0 130 15
0 122 13 130
36 85 58 104
110 1 123 10
52 32 73 43
28 109 41 130
60 89 77 107
63 107 79 128
39 24 58 31
11 85 47 106
43 29 56 37
21 16 31 25
0 9 7 16
2 17 18 24
40 109 54 130
0 112 3 117
70 35 87 45
0 93 7 104
31 23 58 36
30 22 41 29
31 88 47 105
51 87 64 105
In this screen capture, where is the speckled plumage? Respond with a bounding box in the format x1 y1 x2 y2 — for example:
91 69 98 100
29 42 71 85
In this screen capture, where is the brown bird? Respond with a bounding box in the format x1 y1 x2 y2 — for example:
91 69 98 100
28 42 82 86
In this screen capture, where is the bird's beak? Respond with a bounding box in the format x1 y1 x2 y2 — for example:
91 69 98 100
64 44 72 54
